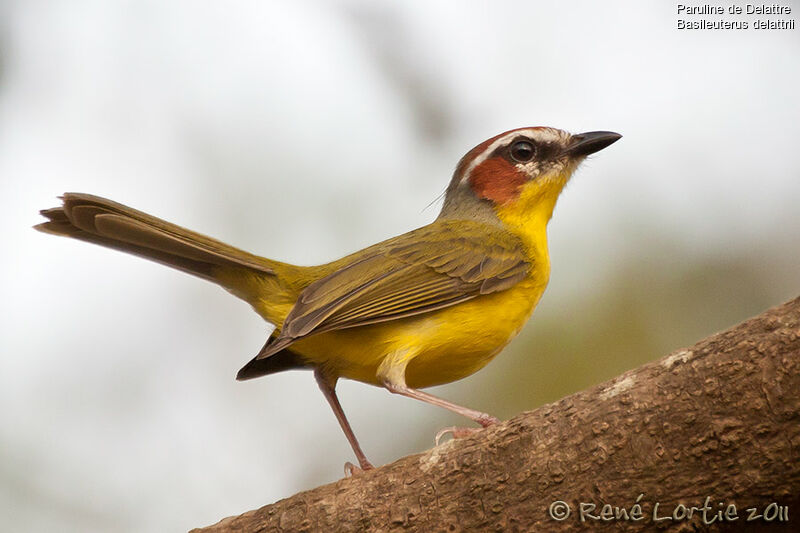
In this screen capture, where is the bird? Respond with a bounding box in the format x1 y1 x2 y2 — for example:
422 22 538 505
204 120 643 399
36 126 621 472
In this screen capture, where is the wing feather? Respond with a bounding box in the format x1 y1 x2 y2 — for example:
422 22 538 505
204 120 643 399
256 220 530 359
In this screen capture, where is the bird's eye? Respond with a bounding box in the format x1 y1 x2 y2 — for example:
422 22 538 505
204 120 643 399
509 140 535 163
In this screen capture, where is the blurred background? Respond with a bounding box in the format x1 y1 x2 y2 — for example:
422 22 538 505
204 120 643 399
1 1 798 531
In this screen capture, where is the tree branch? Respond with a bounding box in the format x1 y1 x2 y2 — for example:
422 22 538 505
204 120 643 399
193 296 800 532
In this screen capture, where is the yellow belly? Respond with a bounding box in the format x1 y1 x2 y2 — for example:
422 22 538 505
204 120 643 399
289 273 548 389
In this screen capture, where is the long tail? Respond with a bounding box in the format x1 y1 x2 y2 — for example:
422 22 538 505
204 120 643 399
35 193 286 299
37 193 312 380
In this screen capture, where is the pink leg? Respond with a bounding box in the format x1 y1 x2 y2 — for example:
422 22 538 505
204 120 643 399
382 380 500 427
314 369 374 473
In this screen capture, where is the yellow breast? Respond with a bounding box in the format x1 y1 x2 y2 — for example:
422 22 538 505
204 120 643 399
290 258 549 389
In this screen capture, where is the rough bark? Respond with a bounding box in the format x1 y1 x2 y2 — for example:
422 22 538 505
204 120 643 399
193 296 800 532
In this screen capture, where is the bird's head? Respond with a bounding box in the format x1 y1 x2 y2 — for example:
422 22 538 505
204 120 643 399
439 127 621 236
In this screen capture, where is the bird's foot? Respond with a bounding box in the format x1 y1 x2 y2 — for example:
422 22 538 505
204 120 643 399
435 416 500 446
344 460 375 477
435 426 478 445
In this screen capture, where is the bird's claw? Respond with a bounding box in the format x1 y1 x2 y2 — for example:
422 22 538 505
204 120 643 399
435 416 500 445
344 461 374 477
435 426 479 446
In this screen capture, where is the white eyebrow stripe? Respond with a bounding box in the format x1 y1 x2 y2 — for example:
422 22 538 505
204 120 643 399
461 128 560 183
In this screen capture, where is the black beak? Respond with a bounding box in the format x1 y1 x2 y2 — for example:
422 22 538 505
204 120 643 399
564 131 622 158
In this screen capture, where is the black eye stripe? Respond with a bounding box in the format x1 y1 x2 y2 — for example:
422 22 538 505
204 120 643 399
533 141 559 161
495 137 539 163
501 137 561 164
487 136 562 165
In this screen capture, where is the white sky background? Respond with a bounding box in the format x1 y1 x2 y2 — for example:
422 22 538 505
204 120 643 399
1 1 798 531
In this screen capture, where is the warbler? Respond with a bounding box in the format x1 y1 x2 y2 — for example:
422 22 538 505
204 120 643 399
36 127 621 471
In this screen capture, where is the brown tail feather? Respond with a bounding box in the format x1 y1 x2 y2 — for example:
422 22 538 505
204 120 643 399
35 193 277 284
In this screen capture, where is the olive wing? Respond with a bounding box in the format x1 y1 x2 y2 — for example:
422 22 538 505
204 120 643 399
256 222 530 359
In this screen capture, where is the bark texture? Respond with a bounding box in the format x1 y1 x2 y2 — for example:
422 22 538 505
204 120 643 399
194 296 800 532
